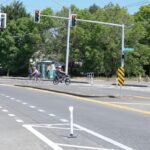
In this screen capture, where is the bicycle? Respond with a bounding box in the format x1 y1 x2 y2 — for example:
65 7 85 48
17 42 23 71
53 74 70 85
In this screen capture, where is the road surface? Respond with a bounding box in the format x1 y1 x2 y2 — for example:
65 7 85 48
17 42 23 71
0 82 150 150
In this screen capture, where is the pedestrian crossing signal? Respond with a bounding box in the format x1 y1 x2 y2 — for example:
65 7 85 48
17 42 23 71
34 10 40 23
0 13 7 28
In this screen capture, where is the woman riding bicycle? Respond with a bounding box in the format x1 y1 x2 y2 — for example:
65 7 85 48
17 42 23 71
55 66 66 80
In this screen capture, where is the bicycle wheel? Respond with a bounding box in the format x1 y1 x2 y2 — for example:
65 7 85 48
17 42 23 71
65 78 70 85
53 77 59 85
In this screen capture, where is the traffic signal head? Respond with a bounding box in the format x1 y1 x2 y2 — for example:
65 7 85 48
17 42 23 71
122 53 125 59
71 14 77 27
34 10 40 23
0 13 7 28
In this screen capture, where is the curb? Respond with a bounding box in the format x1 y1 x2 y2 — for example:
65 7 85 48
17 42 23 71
15 84 101 98
15 84 118 98
112 83 148 87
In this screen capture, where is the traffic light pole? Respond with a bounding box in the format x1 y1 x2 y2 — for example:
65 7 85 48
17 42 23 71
77 18 125 68
42 10 71 74
40 13 125 74
65 9 71 75
121 24 125 68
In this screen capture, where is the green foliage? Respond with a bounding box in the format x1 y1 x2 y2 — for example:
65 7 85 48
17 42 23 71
0 1 150 77
0 17 41 75
125 51 144 76
1 0 30 22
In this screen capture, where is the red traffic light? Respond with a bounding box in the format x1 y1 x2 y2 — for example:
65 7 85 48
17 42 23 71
71 14 77 27
35 10 40 15
34 10 40 23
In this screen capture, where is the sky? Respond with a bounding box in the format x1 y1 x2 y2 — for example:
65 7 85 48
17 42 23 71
0 0 149 15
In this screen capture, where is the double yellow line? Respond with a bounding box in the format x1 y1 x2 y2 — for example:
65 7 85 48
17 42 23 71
46 89 150 116
5 85 150 116
66 95 150 115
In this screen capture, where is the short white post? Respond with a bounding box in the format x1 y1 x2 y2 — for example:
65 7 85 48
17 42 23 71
116 78 118 87
91 73 94 86
119 86 122 97
69 106 74 137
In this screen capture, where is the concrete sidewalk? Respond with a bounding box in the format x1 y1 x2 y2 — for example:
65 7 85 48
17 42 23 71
1 76 150 87
0 77 150 98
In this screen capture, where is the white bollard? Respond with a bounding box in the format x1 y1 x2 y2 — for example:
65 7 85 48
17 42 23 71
69 106 74 137
91 76 94 86
116 78 118 87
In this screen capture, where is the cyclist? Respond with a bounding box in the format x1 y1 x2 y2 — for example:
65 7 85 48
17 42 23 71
55 66 66 81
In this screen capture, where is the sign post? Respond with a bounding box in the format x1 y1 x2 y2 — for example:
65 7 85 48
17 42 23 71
117 67 125 97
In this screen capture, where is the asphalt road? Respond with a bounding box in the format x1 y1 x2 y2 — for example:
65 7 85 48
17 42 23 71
0 82 150 150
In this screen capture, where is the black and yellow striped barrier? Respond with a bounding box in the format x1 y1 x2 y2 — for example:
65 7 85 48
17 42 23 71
117 67 125 86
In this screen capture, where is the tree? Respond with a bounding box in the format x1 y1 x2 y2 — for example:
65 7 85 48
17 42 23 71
1 0 30 22
1 1 150 77
132 5 150 76
89 4 99 14
0 17 41 75
0 1 41 75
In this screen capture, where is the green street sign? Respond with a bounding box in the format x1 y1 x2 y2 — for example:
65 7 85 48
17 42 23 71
124 48 134 52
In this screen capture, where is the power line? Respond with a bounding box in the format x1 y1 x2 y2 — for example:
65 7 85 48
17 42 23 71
50 0 64 8
125 0 150 8
125 0 146 7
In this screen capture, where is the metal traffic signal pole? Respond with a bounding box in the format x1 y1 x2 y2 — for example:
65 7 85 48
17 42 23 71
40 13 125 74
121 24 125 68
65 8 71 75
77 18 125 68
40 10 71 75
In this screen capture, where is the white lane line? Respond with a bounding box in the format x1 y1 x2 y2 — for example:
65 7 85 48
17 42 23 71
48 114 56 117
74 124 134 150
8 114 15 117
38 109 45 112
0 106 2 109
60 119 68 123
110 102 150 105
26 124 81 131
29 106 36 108
6 96 10 98
56 143 116 150
22 102 27 105
16 119 24 123
2 109 8 112
10 97 15 100
23 125 63 150
16 100 21 102
29 124 69 128
43 126 80 130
